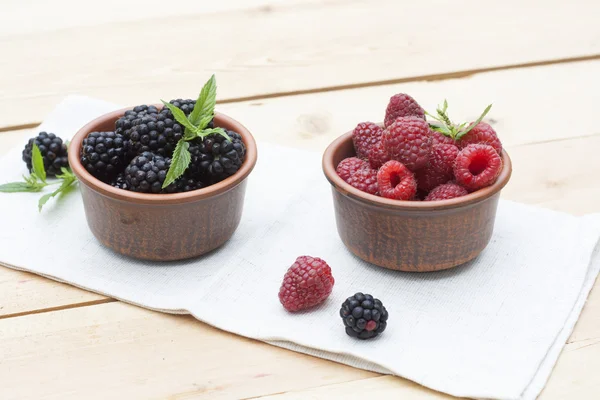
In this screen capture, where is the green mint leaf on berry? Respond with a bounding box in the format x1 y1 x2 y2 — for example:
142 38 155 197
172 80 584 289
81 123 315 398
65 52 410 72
188 74 217 128
161 101 198 134
455 104 493 140
162 140 191 189
38 172 77 212
32 144 46 182
198 127 230 141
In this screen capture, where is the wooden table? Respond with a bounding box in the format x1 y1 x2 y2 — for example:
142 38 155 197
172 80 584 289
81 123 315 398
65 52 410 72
1 1 599 398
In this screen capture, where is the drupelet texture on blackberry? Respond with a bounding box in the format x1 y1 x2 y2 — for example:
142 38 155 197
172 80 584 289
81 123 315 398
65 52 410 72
110 173 129 190
123 152 178 193
115 105 183 158
340 293 388 340
80 131 128 181
186 130 246 184
22 132 69 177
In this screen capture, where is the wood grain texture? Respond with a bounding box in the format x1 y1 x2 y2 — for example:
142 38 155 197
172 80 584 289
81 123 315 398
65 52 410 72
0 302 376 400
1 0 599 128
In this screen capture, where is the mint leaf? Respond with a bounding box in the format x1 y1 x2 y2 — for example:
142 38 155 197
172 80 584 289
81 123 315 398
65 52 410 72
38 174 77 212
161 101 198 133
0 182 43 193
188 74 217 127
32 144 46 182
197 114 214 131
455 104 492 140
162 140 191 189
198 127 230 141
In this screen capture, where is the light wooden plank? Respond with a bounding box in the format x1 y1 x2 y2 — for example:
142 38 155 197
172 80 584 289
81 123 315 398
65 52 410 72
0 267 109 318
0 302 376 400
1 0 599 128
0 0 313 36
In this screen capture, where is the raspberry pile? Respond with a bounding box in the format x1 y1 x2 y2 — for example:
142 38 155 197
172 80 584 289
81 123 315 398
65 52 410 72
337 94 503 201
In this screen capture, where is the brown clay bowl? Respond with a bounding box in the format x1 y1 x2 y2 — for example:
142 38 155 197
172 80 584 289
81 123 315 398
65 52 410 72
323 130 512 272
69 108 257 261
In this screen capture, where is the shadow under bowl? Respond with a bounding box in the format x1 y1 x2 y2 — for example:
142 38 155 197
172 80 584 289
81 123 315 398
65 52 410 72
322 130 512 272
68 108 257 261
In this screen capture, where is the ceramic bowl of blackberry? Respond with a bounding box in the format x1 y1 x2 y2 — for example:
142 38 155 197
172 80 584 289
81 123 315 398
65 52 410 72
69 106 257 261
322 130 512 272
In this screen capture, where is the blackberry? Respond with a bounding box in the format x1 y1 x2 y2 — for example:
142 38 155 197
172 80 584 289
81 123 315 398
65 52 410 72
115 105 183 158
22 132 69 177
80 131 127 181
340 293 388 340
110 173 129 190
187 130 246 184
124 152 178 193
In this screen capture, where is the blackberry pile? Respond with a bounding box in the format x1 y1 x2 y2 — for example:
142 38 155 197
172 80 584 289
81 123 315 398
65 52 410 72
22 132 69 177
81 99 245 194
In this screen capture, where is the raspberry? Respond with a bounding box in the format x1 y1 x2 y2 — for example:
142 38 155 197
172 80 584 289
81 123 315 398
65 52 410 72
384 93 425 128
278 256 335 312
382 116 431 171
415 144 459 191
340 293 388 340
352 122 384 159
454 144 503 191
336 157 368 182
366 141 390 169
431 129 456 146
425 182 468 201
377 160 417 200
458 122 502 154
346 167 379 195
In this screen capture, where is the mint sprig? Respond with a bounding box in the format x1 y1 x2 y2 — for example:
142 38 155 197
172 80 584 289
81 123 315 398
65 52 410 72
426 100 492 140
38 167 77 211
0 143 78 211
161 74 230 189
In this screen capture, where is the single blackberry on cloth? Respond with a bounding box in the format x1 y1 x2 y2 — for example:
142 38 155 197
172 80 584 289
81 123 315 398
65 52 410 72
123 151 179 193
186 130 246 185
340 293 388 340
80 131 128 181
22 131 69 177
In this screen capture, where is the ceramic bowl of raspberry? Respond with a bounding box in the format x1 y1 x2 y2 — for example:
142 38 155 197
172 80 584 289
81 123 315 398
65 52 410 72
69 106 257 261
322 123 512 273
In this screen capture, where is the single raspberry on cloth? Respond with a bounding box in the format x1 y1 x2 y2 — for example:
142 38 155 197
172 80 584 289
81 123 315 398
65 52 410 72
278 256 335 312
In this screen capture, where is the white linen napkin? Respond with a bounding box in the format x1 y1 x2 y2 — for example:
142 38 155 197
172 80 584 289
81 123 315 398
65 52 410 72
1 96 599 400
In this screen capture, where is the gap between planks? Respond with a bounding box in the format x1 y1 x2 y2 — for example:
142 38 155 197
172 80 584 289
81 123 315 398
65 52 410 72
0 298 116 320
0 54 599 134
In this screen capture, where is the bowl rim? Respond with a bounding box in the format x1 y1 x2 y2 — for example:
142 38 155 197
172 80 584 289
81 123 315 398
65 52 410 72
68 107 258 205
322 129 512 211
